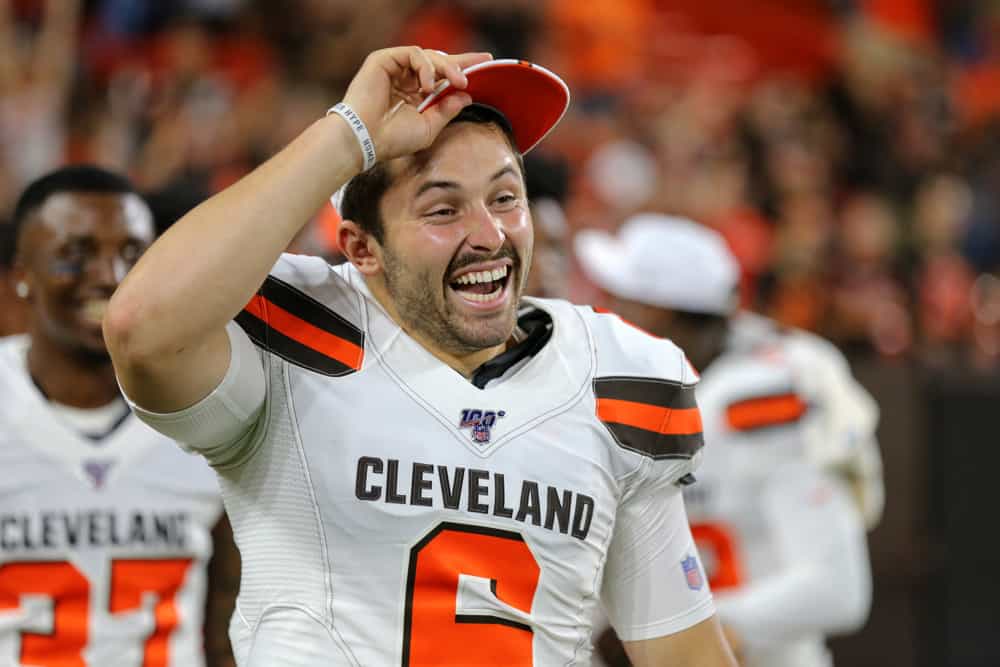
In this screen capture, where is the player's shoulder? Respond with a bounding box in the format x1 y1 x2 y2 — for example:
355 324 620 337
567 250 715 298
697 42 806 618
728 313 870 409
575 305 697 385
709 313 877 444
0 333 27 362
0 337 29 427
262 252 362 314
267 251 341 285
0 335 29 395
732 312 848 371
700 315 813 433
234 253 366 377
782 324 853 375
0 334 30 364
571 305 702 466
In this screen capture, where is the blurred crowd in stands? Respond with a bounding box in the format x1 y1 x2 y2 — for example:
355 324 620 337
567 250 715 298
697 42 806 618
1 0 998 371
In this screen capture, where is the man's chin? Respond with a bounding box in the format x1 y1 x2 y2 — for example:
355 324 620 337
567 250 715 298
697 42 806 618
450 310 520 352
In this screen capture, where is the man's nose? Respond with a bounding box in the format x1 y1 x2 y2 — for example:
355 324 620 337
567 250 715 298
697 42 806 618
87 253 127 287
465 203 506 253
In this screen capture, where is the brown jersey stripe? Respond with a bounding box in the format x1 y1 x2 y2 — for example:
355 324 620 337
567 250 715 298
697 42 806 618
593 376 698 410
256 275 364 348
594 377 704 459
726 393 808 431
235 283 364 376
596 398 703 435
601 422 704 460
244 294 363 370
235 308 359 376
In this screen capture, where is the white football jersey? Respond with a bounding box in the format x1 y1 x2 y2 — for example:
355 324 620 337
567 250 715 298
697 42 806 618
684 314 875 667
0 335 224 667
727 314 885 528
136 254 715 666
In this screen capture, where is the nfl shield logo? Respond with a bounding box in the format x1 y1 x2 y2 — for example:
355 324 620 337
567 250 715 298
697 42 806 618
458 409 506 445
83 460 115 489
471 422 491 443
681 555 703 591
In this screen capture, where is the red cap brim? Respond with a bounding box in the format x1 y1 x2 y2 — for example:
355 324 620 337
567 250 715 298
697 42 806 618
417 59 570 154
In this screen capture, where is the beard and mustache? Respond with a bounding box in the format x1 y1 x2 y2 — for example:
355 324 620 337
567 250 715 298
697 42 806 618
380 239 529 357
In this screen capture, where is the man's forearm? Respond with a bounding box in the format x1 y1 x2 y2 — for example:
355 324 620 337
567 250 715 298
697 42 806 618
106 113 362 363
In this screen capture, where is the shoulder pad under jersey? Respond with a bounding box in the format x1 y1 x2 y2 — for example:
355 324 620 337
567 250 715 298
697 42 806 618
234 254 366 376
578 306 703 462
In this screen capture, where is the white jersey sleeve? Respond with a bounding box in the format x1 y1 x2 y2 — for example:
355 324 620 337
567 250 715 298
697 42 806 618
127 320 267 467
126 251 361 469
729 314 885 530
600 459 714 641
713 461 872 648
583 308 716 641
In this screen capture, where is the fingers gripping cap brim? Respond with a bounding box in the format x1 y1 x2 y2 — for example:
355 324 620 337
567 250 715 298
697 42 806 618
332 59 571 215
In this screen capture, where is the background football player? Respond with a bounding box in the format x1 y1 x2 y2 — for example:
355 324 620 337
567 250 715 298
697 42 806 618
578 214 882 667
1 165 238 666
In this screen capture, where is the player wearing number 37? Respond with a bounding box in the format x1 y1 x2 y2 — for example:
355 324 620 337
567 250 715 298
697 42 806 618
104 48 738 666
0 166 238 666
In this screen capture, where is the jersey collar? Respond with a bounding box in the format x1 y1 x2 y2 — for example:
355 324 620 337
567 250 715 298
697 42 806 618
470 306 554 389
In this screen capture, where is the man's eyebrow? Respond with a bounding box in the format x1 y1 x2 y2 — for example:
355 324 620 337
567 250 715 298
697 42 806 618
413 165 521 199
414 180 461 199
491 165 518 182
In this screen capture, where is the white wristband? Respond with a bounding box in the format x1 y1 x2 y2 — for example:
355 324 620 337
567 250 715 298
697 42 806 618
327 102 377 171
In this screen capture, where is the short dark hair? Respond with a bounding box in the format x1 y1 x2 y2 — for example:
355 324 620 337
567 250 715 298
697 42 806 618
11 164 140 253
340 103 524 244
13 164 138 225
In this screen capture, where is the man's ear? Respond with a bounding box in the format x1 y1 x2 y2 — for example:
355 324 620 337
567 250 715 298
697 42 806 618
339 219 382 276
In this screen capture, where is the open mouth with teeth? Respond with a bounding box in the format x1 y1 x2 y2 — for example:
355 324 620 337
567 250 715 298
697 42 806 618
449 265 511 304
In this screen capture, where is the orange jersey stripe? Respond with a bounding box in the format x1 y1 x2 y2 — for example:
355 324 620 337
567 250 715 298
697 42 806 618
596 397 703 435
726 393 807 431
245 295 364 370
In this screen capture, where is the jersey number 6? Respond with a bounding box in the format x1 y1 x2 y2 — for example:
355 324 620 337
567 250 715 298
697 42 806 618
402 522 540 666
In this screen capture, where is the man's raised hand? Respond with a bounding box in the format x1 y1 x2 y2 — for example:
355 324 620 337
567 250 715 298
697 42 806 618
341 47 492 165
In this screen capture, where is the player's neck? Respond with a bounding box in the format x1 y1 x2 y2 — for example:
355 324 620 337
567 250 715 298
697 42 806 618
390 314 507 379
422 336 508 379
26 333 120 408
